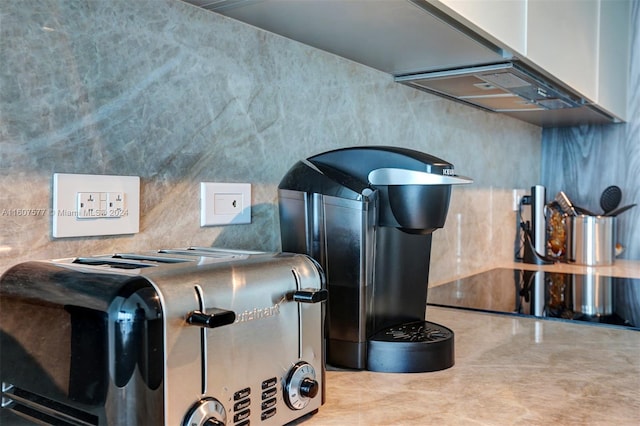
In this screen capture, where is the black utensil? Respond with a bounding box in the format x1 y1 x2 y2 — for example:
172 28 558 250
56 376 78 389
600 185 622 214
605 203 637 217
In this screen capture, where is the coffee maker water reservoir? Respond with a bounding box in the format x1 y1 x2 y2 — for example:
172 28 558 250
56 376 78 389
278 147 471 372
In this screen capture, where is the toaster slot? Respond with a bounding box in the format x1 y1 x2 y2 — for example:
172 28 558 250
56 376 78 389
72 254 191 269
158 247 256 260
186 247 263 255
186 285 236 395
112 254 191 263
194 285 207 396
72 258 155 269
289 269 329 358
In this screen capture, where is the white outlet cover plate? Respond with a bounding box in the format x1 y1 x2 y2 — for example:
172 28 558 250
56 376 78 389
201 182 251 226
52 173 140 238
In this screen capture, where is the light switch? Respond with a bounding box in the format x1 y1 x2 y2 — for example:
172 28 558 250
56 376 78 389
201 183 251 226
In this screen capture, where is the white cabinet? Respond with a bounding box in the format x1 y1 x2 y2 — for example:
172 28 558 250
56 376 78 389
433 0 630 121
526 0 599 103
437 0 527 55
597 0 630 121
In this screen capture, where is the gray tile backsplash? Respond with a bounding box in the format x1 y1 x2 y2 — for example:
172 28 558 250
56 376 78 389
0 0 541 283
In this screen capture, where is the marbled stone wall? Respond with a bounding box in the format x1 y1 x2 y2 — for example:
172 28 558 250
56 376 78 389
541 1 639 260
0 0 541 284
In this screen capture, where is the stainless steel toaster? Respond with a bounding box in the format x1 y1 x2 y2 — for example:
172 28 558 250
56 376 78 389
0 247 327 426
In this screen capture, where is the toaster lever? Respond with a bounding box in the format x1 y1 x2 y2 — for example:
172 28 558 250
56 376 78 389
292 288 329 304
186 308 236 328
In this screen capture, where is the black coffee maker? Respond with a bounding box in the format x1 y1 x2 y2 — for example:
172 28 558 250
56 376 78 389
278 146 471 372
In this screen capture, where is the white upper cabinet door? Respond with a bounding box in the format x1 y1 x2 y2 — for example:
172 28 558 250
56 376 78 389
436 0 527 55
526 0 600 102
436 0 629 120
597 0 630 121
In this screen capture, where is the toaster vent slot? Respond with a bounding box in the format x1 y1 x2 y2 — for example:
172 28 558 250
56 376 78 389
2 384 99 425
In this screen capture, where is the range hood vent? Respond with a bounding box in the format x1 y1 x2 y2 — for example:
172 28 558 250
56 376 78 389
183 0 621 127
395 62 584 113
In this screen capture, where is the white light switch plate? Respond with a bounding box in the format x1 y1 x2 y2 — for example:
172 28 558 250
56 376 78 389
201 182 251 226
52 173 140 238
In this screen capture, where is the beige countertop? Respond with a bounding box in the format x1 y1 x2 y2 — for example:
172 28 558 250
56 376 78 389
298 260 640 425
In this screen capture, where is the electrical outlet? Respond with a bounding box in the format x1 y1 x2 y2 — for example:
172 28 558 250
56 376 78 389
512 188 527 211
201 182 251 226
107 192 125 217
52 173 140 238
213 193 243 215
77 192 99 218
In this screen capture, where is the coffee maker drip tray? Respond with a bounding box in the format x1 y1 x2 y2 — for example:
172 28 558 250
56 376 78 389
367 321 455 373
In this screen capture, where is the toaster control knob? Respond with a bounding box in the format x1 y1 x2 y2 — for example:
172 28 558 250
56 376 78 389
300 377 319 398
284 361 319 410
183 397 226 426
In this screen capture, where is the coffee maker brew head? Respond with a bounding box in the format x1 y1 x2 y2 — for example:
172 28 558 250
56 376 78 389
282 146 472 233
